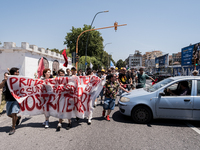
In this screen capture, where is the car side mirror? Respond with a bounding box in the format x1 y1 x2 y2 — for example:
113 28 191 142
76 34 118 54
159 92 165 96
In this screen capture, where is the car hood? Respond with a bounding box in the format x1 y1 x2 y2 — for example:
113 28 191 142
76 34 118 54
121 88 151 98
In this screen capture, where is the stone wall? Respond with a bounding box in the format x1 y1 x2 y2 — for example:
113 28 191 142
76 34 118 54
0 42 72 81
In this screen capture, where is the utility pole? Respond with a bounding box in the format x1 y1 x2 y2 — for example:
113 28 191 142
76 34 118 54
75 23 127 68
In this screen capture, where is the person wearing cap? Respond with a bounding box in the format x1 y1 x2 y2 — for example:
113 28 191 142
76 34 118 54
192 70 198 76
118 67 129 90
135 68 155 89
115 67 119 76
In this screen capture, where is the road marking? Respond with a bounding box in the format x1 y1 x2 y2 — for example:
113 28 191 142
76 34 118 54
185 122 200 135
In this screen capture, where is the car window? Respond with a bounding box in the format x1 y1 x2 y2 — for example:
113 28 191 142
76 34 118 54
163 80 192 96
145 78 173 92
197 80 200 96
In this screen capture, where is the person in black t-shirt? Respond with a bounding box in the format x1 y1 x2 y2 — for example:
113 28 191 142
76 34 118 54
118 68 129 90
0 67 21 135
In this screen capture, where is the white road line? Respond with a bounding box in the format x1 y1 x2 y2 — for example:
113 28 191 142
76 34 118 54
185 122 200 135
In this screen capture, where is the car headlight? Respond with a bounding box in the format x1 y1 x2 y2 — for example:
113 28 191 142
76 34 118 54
120 97 130 102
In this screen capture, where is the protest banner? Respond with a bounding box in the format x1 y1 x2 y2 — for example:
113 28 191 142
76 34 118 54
7 75 105 119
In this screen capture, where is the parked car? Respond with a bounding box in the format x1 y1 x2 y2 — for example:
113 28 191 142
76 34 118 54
118 76 200 123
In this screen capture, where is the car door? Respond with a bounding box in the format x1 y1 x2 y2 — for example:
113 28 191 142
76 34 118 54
192 80 200 120
156 80 194 119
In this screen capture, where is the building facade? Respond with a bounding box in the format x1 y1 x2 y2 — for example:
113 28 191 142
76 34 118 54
126 50 143 68
0 42 72 81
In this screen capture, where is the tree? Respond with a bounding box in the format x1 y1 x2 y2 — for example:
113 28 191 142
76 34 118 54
50 48 60 53
64 24 104 61
116 59 126 69
0 41 1 45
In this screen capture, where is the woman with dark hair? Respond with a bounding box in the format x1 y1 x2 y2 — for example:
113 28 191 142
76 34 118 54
103 73 130 121
86 67 92 76
41 68 51 128
77 69 83 76
0 68 21 135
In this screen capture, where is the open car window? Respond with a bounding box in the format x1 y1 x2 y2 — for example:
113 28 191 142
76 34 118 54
163 80 192 96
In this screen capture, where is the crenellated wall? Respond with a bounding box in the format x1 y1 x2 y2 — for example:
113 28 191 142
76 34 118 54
0 42 72 81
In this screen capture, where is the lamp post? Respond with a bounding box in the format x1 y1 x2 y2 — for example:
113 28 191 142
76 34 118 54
75 23 127 69
102 43 112 68
85 10 109 69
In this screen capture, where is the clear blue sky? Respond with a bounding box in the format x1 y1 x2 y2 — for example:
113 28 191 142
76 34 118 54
1 0 200 62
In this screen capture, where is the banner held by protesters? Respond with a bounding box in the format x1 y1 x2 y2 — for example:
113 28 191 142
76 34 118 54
6 75 105 119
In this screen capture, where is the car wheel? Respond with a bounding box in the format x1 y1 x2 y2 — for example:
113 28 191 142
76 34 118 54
131 106 152 124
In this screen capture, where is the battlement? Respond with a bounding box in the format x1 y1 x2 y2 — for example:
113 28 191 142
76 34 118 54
0 42 70 61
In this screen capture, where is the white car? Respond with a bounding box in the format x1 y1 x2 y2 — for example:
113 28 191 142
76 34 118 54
118 76 200 123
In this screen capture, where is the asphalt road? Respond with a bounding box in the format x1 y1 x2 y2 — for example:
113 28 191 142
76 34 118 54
0 81 200 150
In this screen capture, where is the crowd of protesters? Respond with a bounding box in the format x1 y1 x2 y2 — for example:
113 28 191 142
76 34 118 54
0 66 153 135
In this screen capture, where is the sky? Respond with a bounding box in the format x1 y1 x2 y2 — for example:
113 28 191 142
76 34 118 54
1 0 200 62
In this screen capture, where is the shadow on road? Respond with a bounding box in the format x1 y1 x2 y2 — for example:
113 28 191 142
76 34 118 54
112 110 133 124
112 110 190 128
0 126 12 133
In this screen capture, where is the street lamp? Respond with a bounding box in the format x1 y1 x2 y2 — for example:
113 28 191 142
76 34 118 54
85 10 109 69
102 43 112 68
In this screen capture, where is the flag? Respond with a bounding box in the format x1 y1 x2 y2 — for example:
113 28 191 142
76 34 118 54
110 61 114 67
90 62 93 69
37 57 45 79
62 48 68 67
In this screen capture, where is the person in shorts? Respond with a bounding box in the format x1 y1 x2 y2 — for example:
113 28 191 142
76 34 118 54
102 74 130 121
0 67 21 135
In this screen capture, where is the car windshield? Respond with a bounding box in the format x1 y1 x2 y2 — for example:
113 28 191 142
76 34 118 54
144 78 174 92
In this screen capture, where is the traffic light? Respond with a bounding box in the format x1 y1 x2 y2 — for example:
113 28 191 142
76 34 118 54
114 22 118 31
194 58 198 66
75 54 79 62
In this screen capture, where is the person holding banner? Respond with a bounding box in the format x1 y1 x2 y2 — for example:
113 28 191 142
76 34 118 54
41 68 52 128
56 69 72 131
103 74 130 121
0 68 21 135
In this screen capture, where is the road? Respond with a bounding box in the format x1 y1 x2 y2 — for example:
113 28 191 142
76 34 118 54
0 81 200 150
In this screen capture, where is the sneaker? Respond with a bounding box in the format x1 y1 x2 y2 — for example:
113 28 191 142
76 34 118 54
66 123 72 130
87 119 91 125
94 101 97 108
16 116 21 126
56 123 62 131
57 123 62 128
9 128 15 135
45 120 49 128
42 121 45 126
106 115 110 121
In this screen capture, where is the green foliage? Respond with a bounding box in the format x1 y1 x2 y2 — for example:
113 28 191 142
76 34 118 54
64 24 105 65
0 41 1 45
116 59 126 69
50 48 60 53
78 56 102 70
